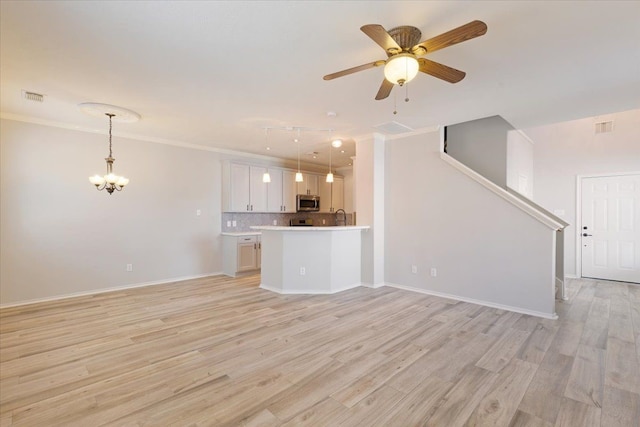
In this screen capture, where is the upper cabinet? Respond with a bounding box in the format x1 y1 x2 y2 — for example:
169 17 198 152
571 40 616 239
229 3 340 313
266 169 297 213
296 173 318 196
318 176 344 213
223 161 343 213
224 163 268 212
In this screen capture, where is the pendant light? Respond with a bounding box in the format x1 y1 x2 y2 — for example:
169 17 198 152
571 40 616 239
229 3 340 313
295 129 303 182
326 137 334 183
262 129 271 183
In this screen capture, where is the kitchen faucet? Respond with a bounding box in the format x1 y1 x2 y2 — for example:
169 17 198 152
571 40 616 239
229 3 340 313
335 209 347 226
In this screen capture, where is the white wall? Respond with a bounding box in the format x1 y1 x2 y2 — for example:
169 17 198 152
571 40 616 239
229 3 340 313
524 109 640 277
1 119 222 305
385 131 556 317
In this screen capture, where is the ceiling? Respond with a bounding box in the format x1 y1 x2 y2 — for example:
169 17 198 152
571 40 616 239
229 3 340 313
1 1 639 168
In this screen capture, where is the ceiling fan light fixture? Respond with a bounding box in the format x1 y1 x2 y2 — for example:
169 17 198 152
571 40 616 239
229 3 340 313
384 53 419 86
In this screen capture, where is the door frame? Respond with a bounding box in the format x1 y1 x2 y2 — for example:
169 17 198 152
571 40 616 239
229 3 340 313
575 171 640 279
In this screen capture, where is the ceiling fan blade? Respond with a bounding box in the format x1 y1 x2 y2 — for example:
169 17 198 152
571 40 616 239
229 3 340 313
418 58 466 83
413 20 487 54
323 60 385 81
361 24 402 54
375 79 394 100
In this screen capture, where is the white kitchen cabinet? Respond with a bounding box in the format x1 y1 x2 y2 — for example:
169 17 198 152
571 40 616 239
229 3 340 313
282 170 297 212
297 173 318 196
318 175 344 213
266 169 297 212
332 176 344 212
223 162 268 212
249 166 268 212
223 234 261 277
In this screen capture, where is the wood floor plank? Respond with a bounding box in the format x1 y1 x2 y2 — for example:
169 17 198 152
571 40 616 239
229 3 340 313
564 344 605 408
553 397 601 427
465 358 538 426
600 385 640 427
1 275 638 426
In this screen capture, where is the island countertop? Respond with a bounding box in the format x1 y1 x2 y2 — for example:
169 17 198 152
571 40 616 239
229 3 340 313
250 225 369 231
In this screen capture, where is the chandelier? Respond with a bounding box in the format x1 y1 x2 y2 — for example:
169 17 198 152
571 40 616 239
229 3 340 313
81 103 139 195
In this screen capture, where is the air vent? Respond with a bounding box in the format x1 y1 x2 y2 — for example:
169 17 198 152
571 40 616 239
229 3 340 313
22 90 44 102
373 121 414 135
594 120 613 134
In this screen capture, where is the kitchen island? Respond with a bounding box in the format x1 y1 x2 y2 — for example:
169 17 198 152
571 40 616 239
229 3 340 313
249 225 370 294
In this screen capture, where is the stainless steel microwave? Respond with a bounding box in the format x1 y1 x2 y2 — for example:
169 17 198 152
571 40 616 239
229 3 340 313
296 194 320 212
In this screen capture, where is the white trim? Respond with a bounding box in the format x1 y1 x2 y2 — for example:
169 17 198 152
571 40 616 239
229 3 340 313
0 272 222 309
556 277 568 301
0 112 292 163
258 283 361 294
440 153 567 231
565 274 579 279
361 282 385 289
384 282 558 320
576 172 640 279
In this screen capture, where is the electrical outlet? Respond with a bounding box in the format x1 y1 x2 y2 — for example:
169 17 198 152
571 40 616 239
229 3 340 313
126 264 133 272
226 220 231 227
273 220 277 225
430 268 437 277
232 220 237 227
322 219 326 225
299 267 306 276
196 209 201 216
411 265 417 274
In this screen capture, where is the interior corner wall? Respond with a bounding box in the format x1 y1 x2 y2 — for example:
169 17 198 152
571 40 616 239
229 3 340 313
385 131 556 317
524 108 640 277
446 115 514 188
0 119 222 305
355 134 384 286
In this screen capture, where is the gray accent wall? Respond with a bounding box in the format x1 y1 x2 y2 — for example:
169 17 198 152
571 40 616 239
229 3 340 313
385 130 556 317
446 115 515 188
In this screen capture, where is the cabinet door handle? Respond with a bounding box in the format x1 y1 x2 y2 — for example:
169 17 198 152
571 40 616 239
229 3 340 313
254 243 256 249
258 243 261 249
250 205 253 211
246 204 249 211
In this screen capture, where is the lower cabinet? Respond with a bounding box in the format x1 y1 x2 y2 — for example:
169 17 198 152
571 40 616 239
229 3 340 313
223 234 261 277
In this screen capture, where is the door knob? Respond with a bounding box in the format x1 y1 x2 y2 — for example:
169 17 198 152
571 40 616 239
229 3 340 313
582 233 592 237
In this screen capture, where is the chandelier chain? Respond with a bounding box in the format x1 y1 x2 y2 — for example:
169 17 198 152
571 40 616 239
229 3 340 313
107 113 114 158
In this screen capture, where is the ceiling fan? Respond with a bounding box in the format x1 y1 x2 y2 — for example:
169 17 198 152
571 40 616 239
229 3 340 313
323 21 487 100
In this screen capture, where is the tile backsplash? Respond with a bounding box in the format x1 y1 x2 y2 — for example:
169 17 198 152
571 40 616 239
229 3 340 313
222 212 353 232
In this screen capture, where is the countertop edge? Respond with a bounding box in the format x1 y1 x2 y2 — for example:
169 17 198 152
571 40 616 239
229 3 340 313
221 232 262 236
250 225 370 231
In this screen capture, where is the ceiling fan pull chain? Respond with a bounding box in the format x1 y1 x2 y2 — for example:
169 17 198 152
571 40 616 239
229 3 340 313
393 90 398 115
405 82 409 103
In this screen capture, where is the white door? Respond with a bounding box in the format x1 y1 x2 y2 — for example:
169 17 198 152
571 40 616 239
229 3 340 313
581 174 640 283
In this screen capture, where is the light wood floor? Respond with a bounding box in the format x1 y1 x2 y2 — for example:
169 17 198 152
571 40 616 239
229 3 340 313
1 275 639 426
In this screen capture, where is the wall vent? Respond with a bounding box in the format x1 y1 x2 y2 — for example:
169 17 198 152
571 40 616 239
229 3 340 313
373 121 414 135
22 90 44 102
594 120 613 134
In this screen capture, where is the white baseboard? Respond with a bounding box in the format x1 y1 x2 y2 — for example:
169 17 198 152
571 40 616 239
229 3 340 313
259 282 362 295
361 282 386 289
0 272 223 309
565 274 579 279
384 282 558 320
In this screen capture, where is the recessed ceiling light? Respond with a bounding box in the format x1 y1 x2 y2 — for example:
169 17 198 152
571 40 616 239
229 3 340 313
331 139 342 148
341 150 345 153
266 147 271 150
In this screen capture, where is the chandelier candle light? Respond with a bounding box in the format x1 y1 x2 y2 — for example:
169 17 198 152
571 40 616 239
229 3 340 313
82 103 140 195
